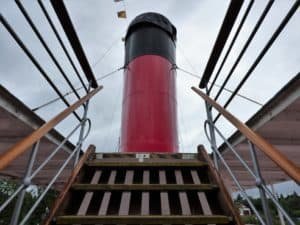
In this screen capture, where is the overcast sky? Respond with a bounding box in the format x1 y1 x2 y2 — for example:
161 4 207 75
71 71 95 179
1 0 299 153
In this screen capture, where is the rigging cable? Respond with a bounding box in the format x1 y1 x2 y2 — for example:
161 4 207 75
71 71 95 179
213 0 299 123
37 0 88 92
31 29 125 111
177 40 262 106
208 0 255 94
0 13 81 121
213 0 275 102
32 67 124 111
92 37 122 69
33 0 127 112
177 66 263 106
15 0 82 100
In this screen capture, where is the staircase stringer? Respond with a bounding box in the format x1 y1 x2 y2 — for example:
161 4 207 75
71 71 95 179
198 145 243 225
43 145 95 225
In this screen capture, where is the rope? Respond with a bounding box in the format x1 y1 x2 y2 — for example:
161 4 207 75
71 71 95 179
177 43 263 107
32 67 123 111
177 66 263 106
92 37 122 69
92 1 129 69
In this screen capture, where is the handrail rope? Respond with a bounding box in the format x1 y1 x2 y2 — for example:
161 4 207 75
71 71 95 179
15 0 82 100
0 14 81 121
177 66 263 106
0 86 102 171
37 0 88 92
213 0 274 102
192 86 300 183
32 67 123 111
214 0 299 123
208 0 255 94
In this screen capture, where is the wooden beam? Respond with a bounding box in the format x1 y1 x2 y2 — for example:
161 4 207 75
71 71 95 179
86 161 207 167
71 184 218 191
57 215 231 224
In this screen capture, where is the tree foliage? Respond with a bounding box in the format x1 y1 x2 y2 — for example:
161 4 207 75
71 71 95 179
234 192 300 225
0 179 58 225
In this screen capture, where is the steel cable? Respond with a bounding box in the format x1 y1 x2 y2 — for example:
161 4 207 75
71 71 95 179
177 67 263 106
32 67 123 111
214 0 299 123
37 0 88 92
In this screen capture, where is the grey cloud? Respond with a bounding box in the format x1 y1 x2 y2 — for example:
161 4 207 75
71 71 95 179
1 0 299 154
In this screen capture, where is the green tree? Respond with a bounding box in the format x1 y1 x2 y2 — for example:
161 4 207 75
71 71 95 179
0 179 58 225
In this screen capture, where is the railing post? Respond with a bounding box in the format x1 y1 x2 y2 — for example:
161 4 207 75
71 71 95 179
205 87 219 170
248 141 273 225
9 140 40 225
271 184 286 225
74 82 91 166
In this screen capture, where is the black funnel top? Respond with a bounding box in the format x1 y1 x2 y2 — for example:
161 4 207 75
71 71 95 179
125 12 177 41
125 12 177 65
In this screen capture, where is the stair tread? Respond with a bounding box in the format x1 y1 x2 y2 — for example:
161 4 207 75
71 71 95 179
86 161 208 167
46 151 242 225
71 183 218 191
57 214 231 224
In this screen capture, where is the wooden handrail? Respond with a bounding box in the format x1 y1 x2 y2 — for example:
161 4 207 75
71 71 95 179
0 86 102 171
192 86 300 183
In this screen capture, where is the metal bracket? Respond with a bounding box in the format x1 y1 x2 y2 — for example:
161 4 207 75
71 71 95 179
136 153 150 162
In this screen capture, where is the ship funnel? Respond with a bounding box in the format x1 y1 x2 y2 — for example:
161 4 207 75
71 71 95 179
120 12 178 153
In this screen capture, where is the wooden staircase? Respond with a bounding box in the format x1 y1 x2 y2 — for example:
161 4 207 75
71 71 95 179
44 145 242 225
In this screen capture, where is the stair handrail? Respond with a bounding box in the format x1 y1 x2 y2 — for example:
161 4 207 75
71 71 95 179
191 86 300 183
0 86 102 171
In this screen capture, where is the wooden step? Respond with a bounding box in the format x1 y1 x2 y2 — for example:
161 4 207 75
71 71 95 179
44 151 242 225
71 183 218 191
56 215 231 224
86 161 208 167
